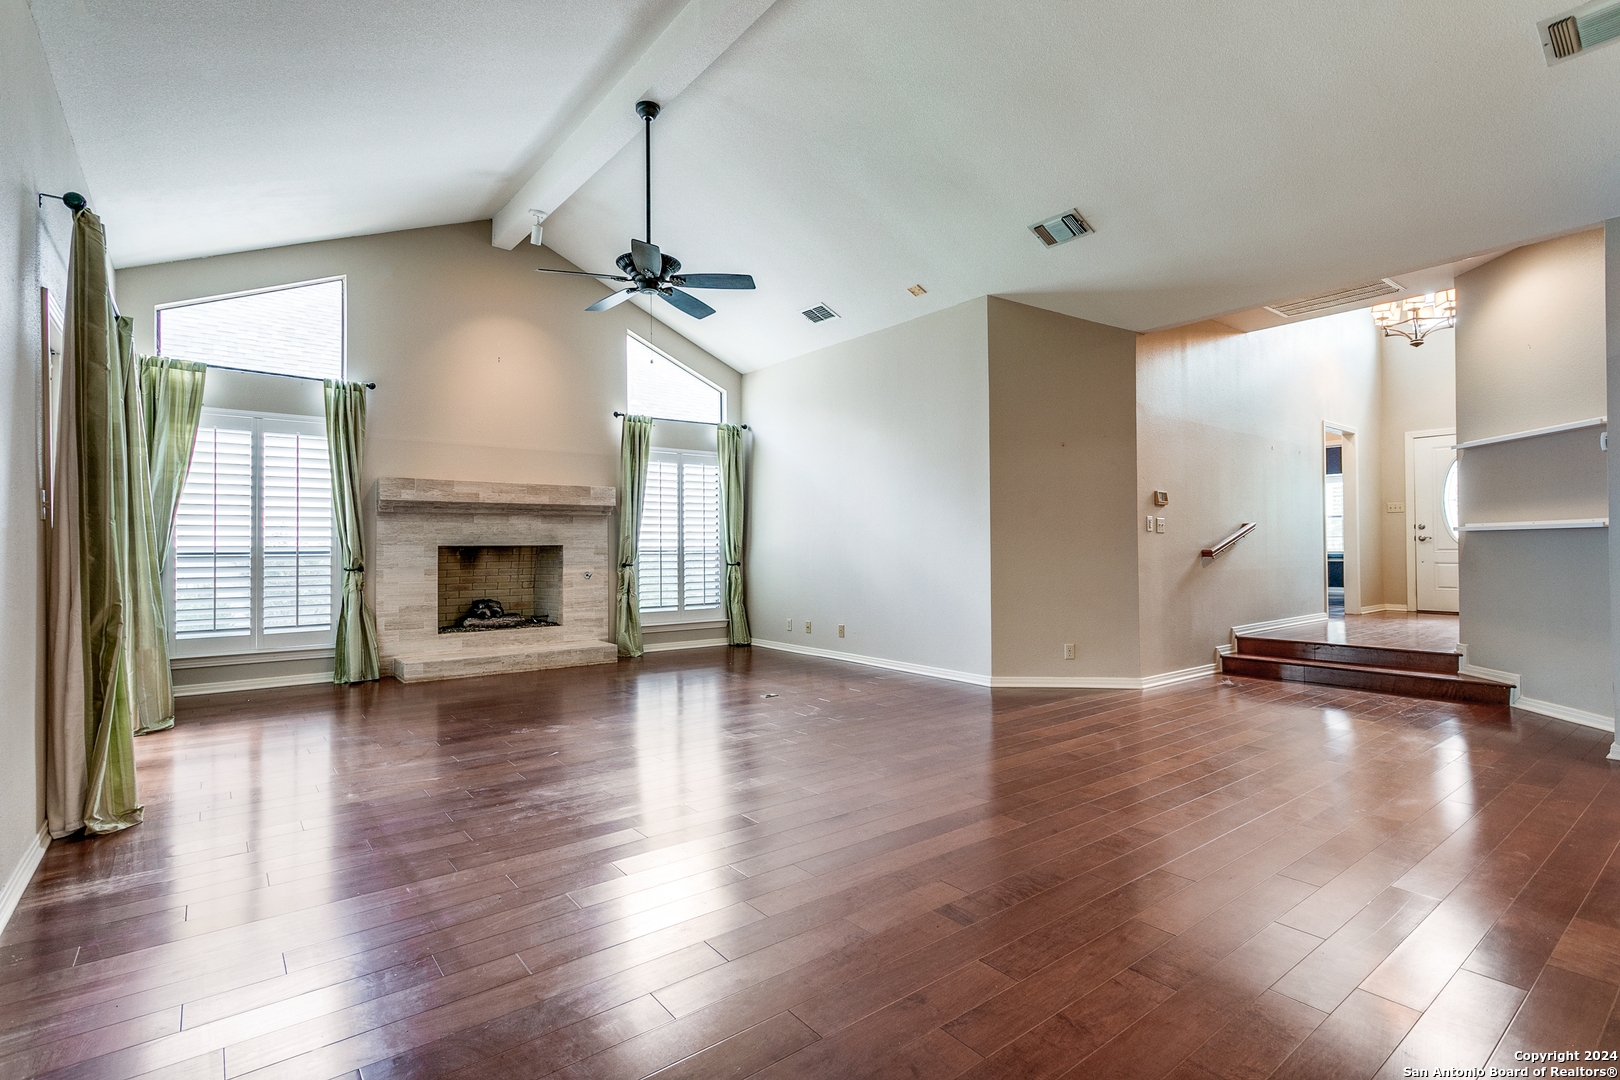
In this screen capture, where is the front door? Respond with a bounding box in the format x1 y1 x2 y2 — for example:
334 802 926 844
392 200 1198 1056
1413 433 1459 613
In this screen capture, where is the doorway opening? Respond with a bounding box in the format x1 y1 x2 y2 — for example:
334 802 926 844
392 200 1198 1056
1323 424 1361 616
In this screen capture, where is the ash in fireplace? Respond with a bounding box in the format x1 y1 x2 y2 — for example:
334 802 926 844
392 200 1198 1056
439 598 558 634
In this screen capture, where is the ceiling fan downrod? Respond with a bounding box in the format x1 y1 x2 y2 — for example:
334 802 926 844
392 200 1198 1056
636 99 660 247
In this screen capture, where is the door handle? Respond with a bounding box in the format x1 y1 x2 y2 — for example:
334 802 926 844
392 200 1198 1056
1417 536 1430 542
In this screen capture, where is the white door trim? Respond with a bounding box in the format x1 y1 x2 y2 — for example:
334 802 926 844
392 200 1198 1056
1404 427 1456 612
1324 422 1360 614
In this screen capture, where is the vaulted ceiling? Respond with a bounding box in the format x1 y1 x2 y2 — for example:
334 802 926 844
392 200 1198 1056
32 0 1620 372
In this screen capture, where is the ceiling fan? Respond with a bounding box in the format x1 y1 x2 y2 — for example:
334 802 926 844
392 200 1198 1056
535 100 755 320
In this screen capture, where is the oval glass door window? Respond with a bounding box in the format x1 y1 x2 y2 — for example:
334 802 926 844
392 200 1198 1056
1442 459 1459 539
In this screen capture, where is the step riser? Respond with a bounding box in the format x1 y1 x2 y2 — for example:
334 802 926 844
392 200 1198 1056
1234 636 1460 674
1222 656 1511 705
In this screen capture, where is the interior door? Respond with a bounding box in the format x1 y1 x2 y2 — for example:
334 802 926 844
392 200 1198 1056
1414 434 1459 613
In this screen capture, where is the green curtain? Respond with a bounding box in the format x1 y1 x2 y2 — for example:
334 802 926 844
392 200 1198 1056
325 380 380 683
118 324 175 737
616 415 652 657
50 209 146 835
140 355 207 572
717 423 751 646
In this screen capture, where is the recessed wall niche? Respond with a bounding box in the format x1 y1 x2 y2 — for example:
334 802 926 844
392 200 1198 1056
437 545 563 632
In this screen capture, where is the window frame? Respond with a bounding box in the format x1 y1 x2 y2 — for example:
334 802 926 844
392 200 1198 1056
155 276 347 382
625 330 726 425
167 406 340 660
638 447 726 627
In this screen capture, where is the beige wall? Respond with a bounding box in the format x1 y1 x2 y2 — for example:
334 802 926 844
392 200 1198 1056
987 298 1140 679
1376 330 1456 607
1 0 87 898
741 299 993 677
1456 228 1611 719
1136 313 1383 675
117 221 743 678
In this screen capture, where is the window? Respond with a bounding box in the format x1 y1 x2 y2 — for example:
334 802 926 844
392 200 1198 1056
638 449 723 620
171 408 337 656
157 278 343 381
626 333 723 424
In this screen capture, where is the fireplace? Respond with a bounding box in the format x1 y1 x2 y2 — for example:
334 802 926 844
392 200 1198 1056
370 477 618 682
438 545 563 632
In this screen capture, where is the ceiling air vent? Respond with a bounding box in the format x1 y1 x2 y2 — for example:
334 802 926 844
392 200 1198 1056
1264 279 1403 319
1541 1 1620 62
802 304 839 323
1030 210 1093 247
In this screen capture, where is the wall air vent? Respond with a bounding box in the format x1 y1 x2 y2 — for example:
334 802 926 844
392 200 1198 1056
802 304 839 323
1541 1 1620 62
1030 210 1093 247
1264 279 1404 319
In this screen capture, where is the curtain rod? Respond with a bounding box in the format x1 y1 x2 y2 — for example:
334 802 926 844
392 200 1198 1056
204 368 375 389
38 191 87 211
614 411 747 429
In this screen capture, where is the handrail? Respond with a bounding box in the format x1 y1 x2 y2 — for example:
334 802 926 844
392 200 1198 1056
1201 522 1257 559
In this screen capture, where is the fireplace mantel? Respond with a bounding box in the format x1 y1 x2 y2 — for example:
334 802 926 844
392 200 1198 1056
375 477 616 515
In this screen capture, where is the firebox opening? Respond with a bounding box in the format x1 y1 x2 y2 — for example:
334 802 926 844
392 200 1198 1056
437 545 563 633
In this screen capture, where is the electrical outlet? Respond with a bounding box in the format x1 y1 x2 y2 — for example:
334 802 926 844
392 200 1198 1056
804 621 812 634
1145 515 1154 533
838 624 845 638
1063 643 1075 660
1155 517 1165 533
1386 502 1405 514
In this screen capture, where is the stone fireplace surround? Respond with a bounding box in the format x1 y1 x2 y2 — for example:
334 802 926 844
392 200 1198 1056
369 477 618 682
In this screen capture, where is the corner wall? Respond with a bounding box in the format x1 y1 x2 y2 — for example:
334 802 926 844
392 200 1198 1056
741 299 993 679
1456 228 1612 721
1136 313 1383 676
987 298 1140 681
1 0 88 921
1377 331 1456 608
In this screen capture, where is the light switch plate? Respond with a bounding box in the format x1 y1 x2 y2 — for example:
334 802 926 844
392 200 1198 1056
1386 502 1405 514
1155 517 1165 533
1146 515 1155 532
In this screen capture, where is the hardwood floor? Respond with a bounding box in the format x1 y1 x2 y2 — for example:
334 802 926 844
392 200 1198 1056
3 648 1617 1080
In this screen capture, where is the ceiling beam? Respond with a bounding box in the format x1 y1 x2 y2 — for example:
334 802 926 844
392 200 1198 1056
490 0 778 250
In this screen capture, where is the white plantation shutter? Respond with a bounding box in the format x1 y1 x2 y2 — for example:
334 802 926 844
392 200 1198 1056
681 460 722 608
262 431 333 632
639 459 681 612
169 409 337 656
638 450 723 617
173 426 254 637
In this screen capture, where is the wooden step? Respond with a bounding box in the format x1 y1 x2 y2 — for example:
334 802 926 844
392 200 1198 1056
1221 652 1513 705
1234 635 1462 675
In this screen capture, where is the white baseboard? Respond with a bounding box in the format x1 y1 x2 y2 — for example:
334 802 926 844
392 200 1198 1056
1511 696 1615 733
751 638 992 686
1357 604 1409 614
1455 649 1614 733
0 822 49 936
173 671 336 697
642 638 729 653
751 639 1215 692
1609 742 1620 761
1230 612 1330 638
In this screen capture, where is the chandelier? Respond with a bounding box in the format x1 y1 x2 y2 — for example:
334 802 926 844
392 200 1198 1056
1372 289 1456 347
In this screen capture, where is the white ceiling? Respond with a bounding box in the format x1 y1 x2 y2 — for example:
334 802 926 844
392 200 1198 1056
34 0 1620 373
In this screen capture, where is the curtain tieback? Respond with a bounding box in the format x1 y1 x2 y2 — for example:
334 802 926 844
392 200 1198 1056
620 561 635 569
726 562 741 567
344 564 365 573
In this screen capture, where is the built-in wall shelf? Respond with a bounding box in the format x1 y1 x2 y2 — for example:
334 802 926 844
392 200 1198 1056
1460 518 1609 532
1453 416 1606 450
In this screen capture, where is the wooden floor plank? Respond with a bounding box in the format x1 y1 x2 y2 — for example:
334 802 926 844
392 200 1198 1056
2 642 1613 1080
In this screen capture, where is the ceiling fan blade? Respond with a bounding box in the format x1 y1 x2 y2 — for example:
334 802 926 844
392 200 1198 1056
659 288 716 320
631 238 662 278
585 288 638 312
535 267 631 282
672 274 755 290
